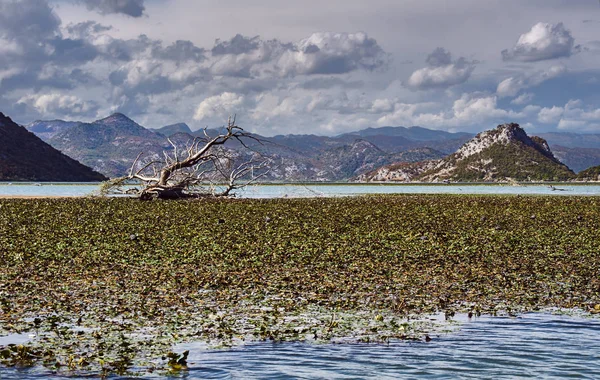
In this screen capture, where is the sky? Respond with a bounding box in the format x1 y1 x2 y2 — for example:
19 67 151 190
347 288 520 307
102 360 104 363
1 0 600 136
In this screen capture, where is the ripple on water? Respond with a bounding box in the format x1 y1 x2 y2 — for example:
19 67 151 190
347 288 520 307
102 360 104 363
1 313 600 379
175 313 600 380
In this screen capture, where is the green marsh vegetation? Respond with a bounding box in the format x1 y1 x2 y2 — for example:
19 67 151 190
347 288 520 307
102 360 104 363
1 195 599 375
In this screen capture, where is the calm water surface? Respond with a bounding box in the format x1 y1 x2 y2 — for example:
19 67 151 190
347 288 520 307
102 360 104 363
2 313 599 379
1 182 600 197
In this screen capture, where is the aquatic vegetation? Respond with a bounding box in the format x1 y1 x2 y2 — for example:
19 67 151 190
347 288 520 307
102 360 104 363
0 195 599 375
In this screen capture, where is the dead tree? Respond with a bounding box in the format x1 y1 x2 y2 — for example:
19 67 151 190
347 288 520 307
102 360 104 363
102 116 270 200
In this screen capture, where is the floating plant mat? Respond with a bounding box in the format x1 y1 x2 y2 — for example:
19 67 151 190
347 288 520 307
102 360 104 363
0 195 599 376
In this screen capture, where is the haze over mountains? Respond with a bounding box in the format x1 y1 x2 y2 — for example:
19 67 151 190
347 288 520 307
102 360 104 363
22 112 600 181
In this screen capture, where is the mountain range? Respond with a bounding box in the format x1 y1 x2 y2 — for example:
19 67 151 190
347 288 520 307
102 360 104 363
25 114 458 180
21 113 600 181
0 113 106 182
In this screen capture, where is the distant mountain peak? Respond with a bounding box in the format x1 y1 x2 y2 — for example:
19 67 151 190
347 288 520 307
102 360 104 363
455 123 523 160
350 138 383 152
156 122 192 136
97 112 135 124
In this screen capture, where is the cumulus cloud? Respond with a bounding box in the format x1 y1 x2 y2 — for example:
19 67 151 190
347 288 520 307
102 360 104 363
0 0 104 92
209 37 287 77
538 106 564 124
0 0 60 41
212 34 262 56
425 47 452 67
208 32 389 78
496 65 566 98
501 22 578 62
153 40 206 62
406 48 475 90
193 92 246 120
452 95 512 124
77 0 146 18
377 93 526 129
18 93 99 117
537 99 600 131
66 21 112 39
511 93 535 105
278 32 389 76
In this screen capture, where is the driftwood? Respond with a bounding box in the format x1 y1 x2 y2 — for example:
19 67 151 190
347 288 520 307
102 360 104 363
103 116 270 199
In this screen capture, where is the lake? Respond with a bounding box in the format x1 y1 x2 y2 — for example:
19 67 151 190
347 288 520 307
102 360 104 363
2 312 598 379
2 183 599 378
1 182 600 197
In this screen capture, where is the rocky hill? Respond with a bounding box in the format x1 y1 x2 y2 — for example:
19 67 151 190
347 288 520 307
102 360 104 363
418 123 575 182
362 123 576 182
0 112 106 182
576 165 600 181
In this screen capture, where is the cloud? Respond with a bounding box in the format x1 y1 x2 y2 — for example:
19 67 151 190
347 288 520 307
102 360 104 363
511 92 535 105
501 22 578 62
277 32 389 75
0 0 60 41
377 93 525 129
406 48 475 90
212 34 261 56
66 21 112 39
538 106 564 124
77 0 146 18
207 32 389 78
452 94 512 124
193 92 246 120
425 47 452 67
533 99 600 130
496 65 566 97
0 0 103 92
18 93 99 117
209 37 287 77
211 32 389 78
152 40 206 62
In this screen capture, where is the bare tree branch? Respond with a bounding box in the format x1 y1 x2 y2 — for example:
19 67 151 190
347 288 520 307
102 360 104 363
101 116 271 200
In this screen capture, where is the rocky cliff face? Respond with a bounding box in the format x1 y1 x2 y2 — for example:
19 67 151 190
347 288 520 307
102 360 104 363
358 160 440 182
0 112 107 181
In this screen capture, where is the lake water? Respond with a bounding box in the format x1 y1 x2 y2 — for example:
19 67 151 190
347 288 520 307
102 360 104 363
2 313 599 379
1 182 600 198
